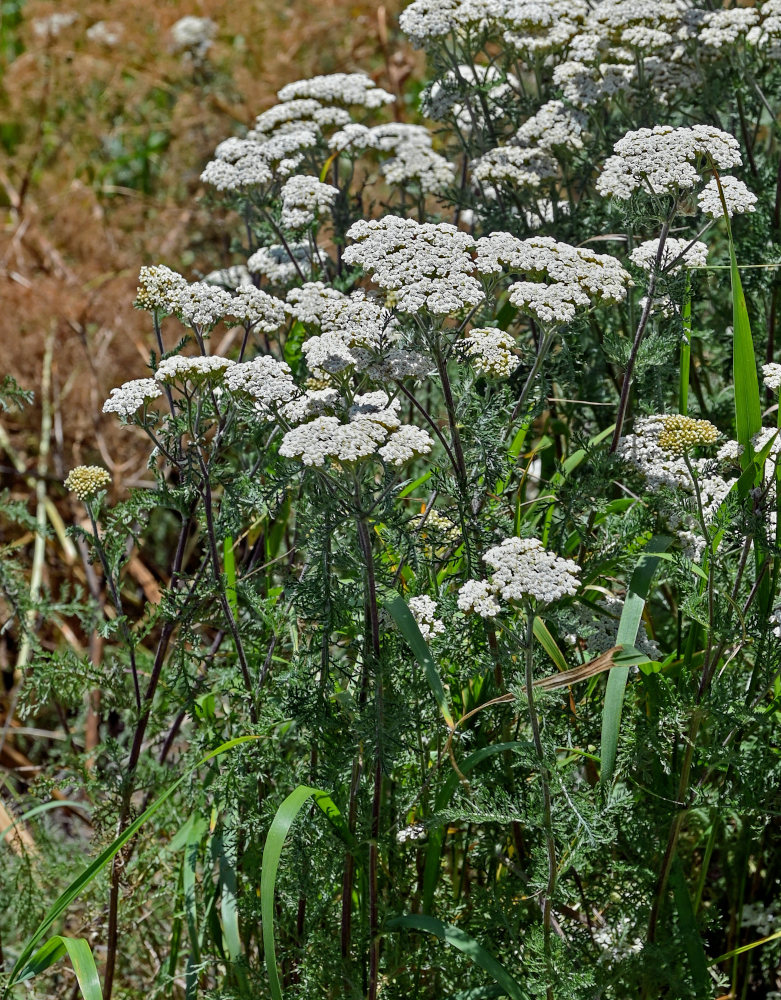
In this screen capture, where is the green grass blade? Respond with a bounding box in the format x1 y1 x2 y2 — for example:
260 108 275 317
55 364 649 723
385 593 454 729
670 857 710 995
714 174 762 466
532 618 568 673
5 735 260 993
224 535 238 615
386 914 527 1000
600 536 671 788
261 786 343 1000
15 936 102 1000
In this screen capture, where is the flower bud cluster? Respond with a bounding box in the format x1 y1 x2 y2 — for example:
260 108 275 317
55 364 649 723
64 466 112 501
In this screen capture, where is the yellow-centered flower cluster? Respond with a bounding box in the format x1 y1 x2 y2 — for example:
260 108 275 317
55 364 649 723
658 415 719 455
64 466 112 501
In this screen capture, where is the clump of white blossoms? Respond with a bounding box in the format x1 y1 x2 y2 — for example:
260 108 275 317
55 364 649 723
103 378 163 419
279 392 433 468
247 243 314 286
596 125 742 200
408 595 446 641
762 363 781 393
629 238 708 274
471 145 558 196
280 175 338 230
224 357 297 417
458 537 581 617
227 286 287 332
462 328 518 377
32 11 78 39
343 216 484 315
475 233 631 325
514 100 587 152
136 265 188 314
617 414 720 489
697 176 758 218
276 73 395 109
155 355 235 386
699 7 759 50
170 16 217 61
64 465 112 501
86 20 123 46
135 266 236 330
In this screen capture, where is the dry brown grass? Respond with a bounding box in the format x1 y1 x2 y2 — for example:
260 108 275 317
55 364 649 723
0 0 415 490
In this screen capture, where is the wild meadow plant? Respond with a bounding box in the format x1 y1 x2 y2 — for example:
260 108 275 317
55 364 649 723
3 1 781 998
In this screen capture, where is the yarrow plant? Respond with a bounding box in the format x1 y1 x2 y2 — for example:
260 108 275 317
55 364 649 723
6 5 781 1000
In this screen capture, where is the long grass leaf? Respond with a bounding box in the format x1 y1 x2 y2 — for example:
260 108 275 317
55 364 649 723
385 593 454 729
386 914 527 1000
5 735 260 994
600 536 670 788
670 857 710 994
15 936 102 1000
261 786 345 1000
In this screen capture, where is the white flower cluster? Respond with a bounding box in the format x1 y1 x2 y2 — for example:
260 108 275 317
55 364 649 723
32 11 78 39
279 392 433 468
762 363 781 393
475 233 631 325
276 73 395 109
396 822 427 844
136 265 234 329
629 238 708 274
462 328 518 377
697 176 758 219
471 144 558 195
617 415 731 559
204 265 253 290
247 243 314 285
170 16 216 60
280 175 338 230
746 0 781 49
327 122 455 195
458 537 580 615
408 595 446 641
155 355 235 385
699 8 759 50
514 100 586 152
343 216 484 315
224 356 296 417
253 99 350 137
103 378 163 419
596 125 742 200
86 21 123 46
201 129 318 193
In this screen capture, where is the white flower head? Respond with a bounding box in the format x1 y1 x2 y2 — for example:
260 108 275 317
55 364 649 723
155 355 235 386
463 328 518 377
697 176 758 218
483 536 581 606
103 379 163 418
170 16 216 60
277 73 395 108
762 363 781 393
408 595 446 640
596 125 742 200
343 216 483 315
224 356 296 416
280 175 338 230
247 243 314 285
629 238 708 274
227 286 288 332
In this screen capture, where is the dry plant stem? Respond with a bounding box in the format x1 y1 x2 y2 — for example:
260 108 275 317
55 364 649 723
524 612 556 1000
610 219 671 453
103 504 196 1000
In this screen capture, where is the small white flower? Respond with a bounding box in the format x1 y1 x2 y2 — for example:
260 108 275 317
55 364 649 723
762 363 781 393
170 15 216 60
629 238 708 274
276 72 395 108
457 579 501 618
247 243 315 285
280 175 338 230
155 355 235 385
